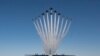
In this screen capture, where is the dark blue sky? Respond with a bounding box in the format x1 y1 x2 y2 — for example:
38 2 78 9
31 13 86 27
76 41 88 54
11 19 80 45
0 0 100 56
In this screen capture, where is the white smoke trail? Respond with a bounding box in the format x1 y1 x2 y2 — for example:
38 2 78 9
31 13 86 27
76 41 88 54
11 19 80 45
33 8 72 56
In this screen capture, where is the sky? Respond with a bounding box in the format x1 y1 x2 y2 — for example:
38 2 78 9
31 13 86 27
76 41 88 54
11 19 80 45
0 0 100 56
